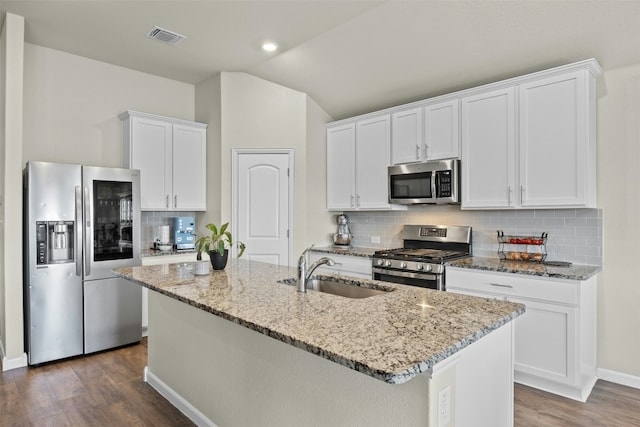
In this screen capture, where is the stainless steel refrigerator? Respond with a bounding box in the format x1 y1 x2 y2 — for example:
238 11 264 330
23 161 142 365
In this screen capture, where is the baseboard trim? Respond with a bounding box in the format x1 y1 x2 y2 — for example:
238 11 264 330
1 352 28 372
143 366 217 427
597 368 640 390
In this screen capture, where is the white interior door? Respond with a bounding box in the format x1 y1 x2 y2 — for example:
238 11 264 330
234 151 292 266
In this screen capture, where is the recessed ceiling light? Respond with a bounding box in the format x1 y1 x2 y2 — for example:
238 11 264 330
262 41 279 52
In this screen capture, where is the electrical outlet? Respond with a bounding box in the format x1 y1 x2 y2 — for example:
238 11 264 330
438 385 451 426
371 235 381 244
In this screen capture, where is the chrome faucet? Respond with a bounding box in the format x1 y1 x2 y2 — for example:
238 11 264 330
297 246 334 293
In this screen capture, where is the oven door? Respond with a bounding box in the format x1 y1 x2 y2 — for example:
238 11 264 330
372 267 444 291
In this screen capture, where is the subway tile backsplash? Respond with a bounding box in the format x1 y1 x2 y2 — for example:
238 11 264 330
341 207 602 266
141 211 196 249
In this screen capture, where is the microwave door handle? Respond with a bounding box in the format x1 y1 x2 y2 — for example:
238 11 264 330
75 186 82 276
432 171 437 199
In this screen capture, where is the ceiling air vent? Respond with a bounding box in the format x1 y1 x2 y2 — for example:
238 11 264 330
146 26 187 46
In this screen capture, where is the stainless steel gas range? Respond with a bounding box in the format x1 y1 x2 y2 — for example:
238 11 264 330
372 225 472 291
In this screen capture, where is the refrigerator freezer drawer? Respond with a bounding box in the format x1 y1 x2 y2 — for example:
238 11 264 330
25 266 84 365
83 277 142 354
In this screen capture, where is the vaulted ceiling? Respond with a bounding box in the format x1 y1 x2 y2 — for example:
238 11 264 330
2 1 639 120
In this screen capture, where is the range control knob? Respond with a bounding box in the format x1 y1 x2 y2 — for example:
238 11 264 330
376 259 384 266
400 262 407 269
385 260 392 267
416 264 424 270
424 264 433 272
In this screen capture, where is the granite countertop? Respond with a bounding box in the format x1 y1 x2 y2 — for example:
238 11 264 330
447 256 601 281
310 246 378 258
114 259 524 385
140 248 198 258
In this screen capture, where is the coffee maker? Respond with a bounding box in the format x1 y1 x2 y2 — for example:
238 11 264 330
174 216 195 250
333 214 352 246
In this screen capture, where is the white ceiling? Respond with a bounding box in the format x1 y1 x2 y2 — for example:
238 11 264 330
2 0 639 120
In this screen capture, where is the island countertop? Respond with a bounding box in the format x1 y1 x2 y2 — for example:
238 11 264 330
114 259 524 384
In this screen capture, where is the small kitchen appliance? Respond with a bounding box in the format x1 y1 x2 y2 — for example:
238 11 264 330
333 214 353 246
174 216 195 250
388 159 460 205
372 224 472 291
154 225 172 251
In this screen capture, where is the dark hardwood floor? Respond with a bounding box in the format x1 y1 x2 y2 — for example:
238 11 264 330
0 338 193 426
515 380 640 426
2 339 640 426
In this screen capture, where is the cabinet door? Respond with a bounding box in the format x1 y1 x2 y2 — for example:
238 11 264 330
391 108 423 164
356 115 391 209
461 88 516 209
510 296 577 386
131 117 172 210
519 71 589 207
424 99 459 160
172 124 207 210
327 124 356 210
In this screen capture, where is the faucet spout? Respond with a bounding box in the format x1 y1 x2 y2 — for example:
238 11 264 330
297 246 334 293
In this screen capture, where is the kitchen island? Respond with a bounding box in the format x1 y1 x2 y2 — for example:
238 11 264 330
115 259 524 426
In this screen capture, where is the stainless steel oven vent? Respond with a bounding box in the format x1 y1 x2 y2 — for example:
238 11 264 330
146 26 187 46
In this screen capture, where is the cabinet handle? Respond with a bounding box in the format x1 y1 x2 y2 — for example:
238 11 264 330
507 187 512 206
424 143 429 159
490 283 513 289
174 195 177 208
521 186 525 203
357 194 361 207
166 195 169 208
416 145 420 160
351 195 354 207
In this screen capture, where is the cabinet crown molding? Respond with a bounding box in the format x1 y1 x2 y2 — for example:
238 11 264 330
119 110 207 129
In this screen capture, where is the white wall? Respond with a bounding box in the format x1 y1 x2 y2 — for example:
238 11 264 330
194 73 222 232
22 43 195 168
1 40 195 367
1 13 25 366
596 63 640 378
306 96 336 246
219 72 333 261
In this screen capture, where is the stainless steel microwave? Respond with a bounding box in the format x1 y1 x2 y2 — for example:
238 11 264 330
388 159 460 205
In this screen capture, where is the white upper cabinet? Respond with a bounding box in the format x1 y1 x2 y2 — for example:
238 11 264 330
391 100 460 165
355 115 392 209
424 99 460 160
519 71 596 207
120 111 207 211
461 60 601 210
327 59 601 211
391 108 423 164
326 123 357 210
327 114 401 211
461 88 517 209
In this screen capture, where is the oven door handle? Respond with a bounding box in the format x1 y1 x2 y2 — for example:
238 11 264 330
372 267 437 281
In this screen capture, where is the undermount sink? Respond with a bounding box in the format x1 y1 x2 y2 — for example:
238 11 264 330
279 276 394 299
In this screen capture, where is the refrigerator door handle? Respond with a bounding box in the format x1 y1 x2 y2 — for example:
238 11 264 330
84 186 91 276
75 186 82 276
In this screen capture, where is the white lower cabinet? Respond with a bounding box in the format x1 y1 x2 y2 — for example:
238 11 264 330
140 253 200 332
308 252 372 279
446 267 597 402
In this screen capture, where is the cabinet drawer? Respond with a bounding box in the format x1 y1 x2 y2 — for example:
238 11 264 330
447 268 578 305
309 252 372 279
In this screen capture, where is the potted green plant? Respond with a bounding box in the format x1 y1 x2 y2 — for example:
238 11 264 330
195 222 246 270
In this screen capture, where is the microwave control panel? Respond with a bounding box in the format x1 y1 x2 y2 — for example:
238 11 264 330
436 170 452 197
